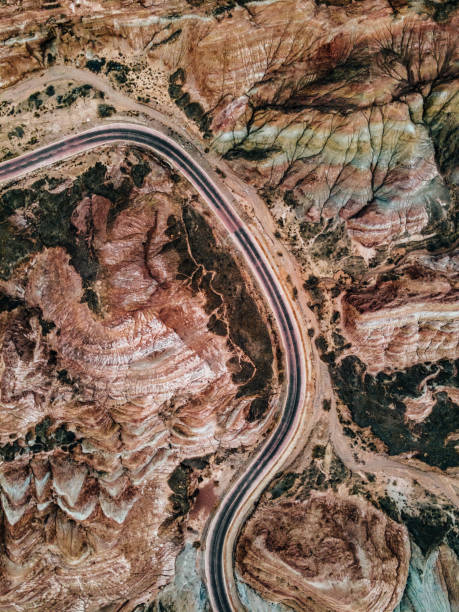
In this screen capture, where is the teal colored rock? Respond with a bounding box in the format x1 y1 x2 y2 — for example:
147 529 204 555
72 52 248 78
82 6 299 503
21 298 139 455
236 575 294 612
153 544 210 612
395 542 458 612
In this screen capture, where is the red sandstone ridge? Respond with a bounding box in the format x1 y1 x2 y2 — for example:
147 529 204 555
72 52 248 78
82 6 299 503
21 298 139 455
0 146 280 610
237 491 410 612
0 0 456 249
0 0 457 609
176 9 457 247
342 253 459 371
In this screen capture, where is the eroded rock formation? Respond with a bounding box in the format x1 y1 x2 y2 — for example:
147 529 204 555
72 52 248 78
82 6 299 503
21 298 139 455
0 0 457 609
0 2 457 254
237 492 410 612
0 146 279 609
178 7 457 247
342 253 459 371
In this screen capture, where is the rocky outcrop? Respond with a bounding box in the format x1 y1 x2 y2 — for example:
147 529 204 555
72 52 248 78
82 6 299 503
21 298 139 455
179 6 457 246
395 542 459 612
0 146 279 610
237 492 410 612
0 0 457 249
342 253 459 371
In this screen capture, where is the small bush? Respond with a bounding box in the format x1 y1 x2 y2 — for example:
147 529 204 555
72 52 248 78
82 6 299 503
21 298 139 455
28 92 42 110
8 126 24 139
86 58 106 73
97 104 116 118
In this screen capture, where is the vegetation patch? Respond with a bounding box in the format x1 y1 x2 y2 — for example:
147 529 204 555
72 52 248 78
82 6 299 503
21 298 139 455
8 126 24 139
167 456 209 517
168 69 211 137
0 291 24 312
105 60 129 84
270 472 297 499
224 146 279 162
402 506 453 555
150 29 182 49
28 92 43 110
85 57 106 73
97 103 116 118
131 161 151 188
424 0 459 22
56 84 93 108
269 451 348 502
164 207 274 418
168 464 192 517
376 492 458 558
330 355 459 470
81 287 101 315
1 417 78 461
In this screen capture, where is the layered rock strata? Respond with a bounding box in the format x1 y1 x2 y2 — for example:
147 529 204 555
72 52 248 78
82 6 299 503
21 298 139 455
0 0 458 609
237 492 410 612
0 146 279 610
342 253 459 371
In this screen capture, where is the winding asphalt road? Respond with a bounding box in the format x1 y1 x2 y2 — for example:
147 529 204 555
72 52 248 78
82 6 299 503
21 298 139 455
0 123 306 612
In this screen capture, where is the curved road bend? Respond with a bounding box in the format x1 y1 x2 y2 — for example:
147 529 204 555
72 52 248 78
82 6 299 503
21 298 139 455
0 123 307 612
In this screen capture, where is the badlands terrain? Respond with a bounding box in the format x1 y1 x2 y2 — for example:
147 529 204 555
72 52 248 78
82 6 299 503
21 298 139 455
0 0 458 611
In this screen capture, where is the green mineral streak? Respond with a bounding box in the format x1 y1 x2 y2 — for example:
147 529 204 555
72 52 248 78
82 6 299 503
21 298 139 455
143 544 210 612
395 543 455 612
237 577 294 612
